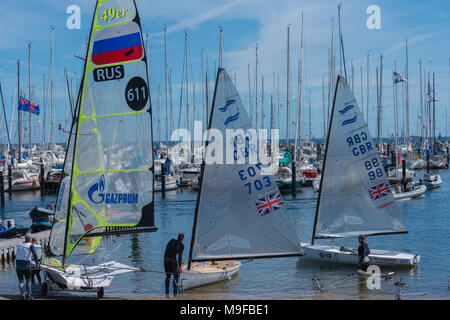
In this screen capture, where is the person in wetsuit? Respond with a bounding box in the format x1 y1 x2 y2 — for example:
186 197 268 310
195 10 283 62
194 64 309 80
164 233 184 296
357 235 371 272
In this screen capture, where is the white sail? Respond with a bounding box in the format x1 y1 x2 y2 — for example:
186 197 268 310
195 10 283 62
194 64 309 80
191 68 301 261
314 76 406 238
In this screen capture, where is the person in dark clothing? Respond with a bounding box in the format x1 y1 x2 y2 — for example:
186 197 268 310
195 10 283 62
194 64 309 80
357 235 371 272
164 233 184 296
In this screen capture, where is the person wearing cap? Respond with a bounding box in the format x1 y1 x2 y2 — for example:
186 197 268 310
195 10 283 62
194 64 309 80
357 235 371 272
163 233 184 296
15 233 39 300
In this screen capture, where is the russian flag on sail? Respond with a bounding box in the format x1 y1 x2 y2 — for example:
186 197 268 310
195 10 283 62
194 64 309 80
18 96 40 116
91 23 143 66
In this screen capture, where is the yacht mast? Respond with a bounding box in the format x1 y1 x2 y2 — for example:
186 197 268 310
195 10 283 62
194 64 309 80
286 25 290 144
28 42 32 155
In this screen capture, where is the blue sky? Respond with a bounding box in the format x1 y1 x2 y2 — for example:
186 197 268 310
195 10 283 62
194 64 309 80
0 0 449 145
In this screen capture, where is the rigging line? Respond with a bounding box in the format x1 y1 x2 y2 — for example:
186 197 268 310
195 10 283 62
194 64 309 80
66 71 74 119
0 82 15 165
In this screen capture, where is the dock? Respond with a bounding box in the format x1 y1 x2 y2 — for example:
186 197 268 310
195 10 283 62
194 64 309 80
0 230 51 265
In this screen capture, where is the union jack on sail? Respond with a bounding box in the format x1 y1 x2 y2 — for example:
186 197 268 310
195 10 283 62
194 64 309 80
368 182 391 200
255 192 284 216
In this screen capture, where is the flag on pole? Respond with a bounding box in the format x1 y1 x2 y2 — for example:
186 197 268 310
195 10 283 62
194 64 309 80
393 72 407 84
18 96 40 116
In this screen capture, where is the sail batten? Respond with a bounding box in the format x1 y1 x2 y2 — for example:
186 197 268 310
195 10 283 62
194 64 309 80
313 76 406 239
50 0 155 259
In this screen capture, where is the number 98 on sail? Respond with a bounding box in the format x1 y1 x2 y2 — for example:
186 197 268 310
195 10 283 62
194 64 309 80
125 76 148 111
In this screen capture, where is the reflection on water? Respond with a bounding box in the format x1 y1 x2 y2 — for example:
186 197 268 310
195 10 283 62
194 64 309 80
1 170 450 299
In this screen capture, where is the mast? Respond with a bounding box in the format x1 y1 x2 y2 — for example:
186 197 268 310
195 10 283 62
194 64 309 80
169 70 174 144
366 54 370 124
322 77 326 139
308 89 312 140
185 32 189 141
405 38 410 145
311 76 340 244
201 48 205 144
295 12 304 162
219 27 223 68
43 74 46 148
164 27 168 145
378 54 383 150
271 73 275 140
28 42 32 155
360 64 363 118
351 59 354 92
157 84 161 144
205 61 209 128
338 3 343 76
64 69 68 134
50 25 55 158
193 82 196 148
188 66 221 270
248 63 252 122
419 60 423 148
17 60 21 162
255 44 258 131
432 72 436 150
261 76 264 130
394 61 399 172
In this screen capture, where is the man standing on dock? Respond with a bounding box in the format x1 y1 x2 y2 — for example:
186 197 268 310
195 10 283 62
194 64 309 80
15 234 39 300
357 235 371 272
164 233 184 296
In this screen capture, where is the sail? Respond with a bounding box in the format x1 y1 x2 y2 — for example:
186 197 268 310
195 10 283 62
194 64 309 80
50 0 155 258
313 76 406 238
191 68 301 261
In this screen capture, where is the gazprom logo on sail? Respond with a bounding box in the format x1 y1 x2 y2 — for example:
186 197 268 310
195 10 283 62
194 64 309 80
88 175 138 204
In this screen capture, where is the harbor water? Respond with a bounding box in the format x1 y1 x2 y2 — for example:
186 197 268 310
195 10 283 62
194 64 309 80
1 168 450 299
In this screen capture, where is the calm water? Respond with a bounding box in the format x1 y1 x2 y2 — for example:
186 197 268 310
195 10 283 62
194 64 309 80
1 168 450 299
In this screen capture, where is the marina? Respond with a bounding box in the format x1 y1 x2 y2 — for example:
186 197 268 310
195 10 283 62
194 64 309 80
0 0 449 303
0 163 450 299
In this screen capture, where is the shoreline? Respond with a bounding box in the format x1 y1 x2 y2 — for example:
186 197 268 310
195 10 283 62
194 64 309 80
0 291 444 300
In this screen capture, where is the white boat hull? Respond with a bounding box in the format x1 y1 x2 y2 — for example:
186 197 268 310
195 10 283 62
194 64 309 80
425 175 442 188
154 179 178 191
180 261 241 291
41 260 139 290
300 243 420 267
5 179 40 191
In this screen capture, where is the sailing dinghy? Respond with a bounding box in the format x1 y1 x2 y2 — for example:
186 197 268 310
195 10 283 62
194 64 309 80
41 0 157 297
301 76 419 268
180 68 303 291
